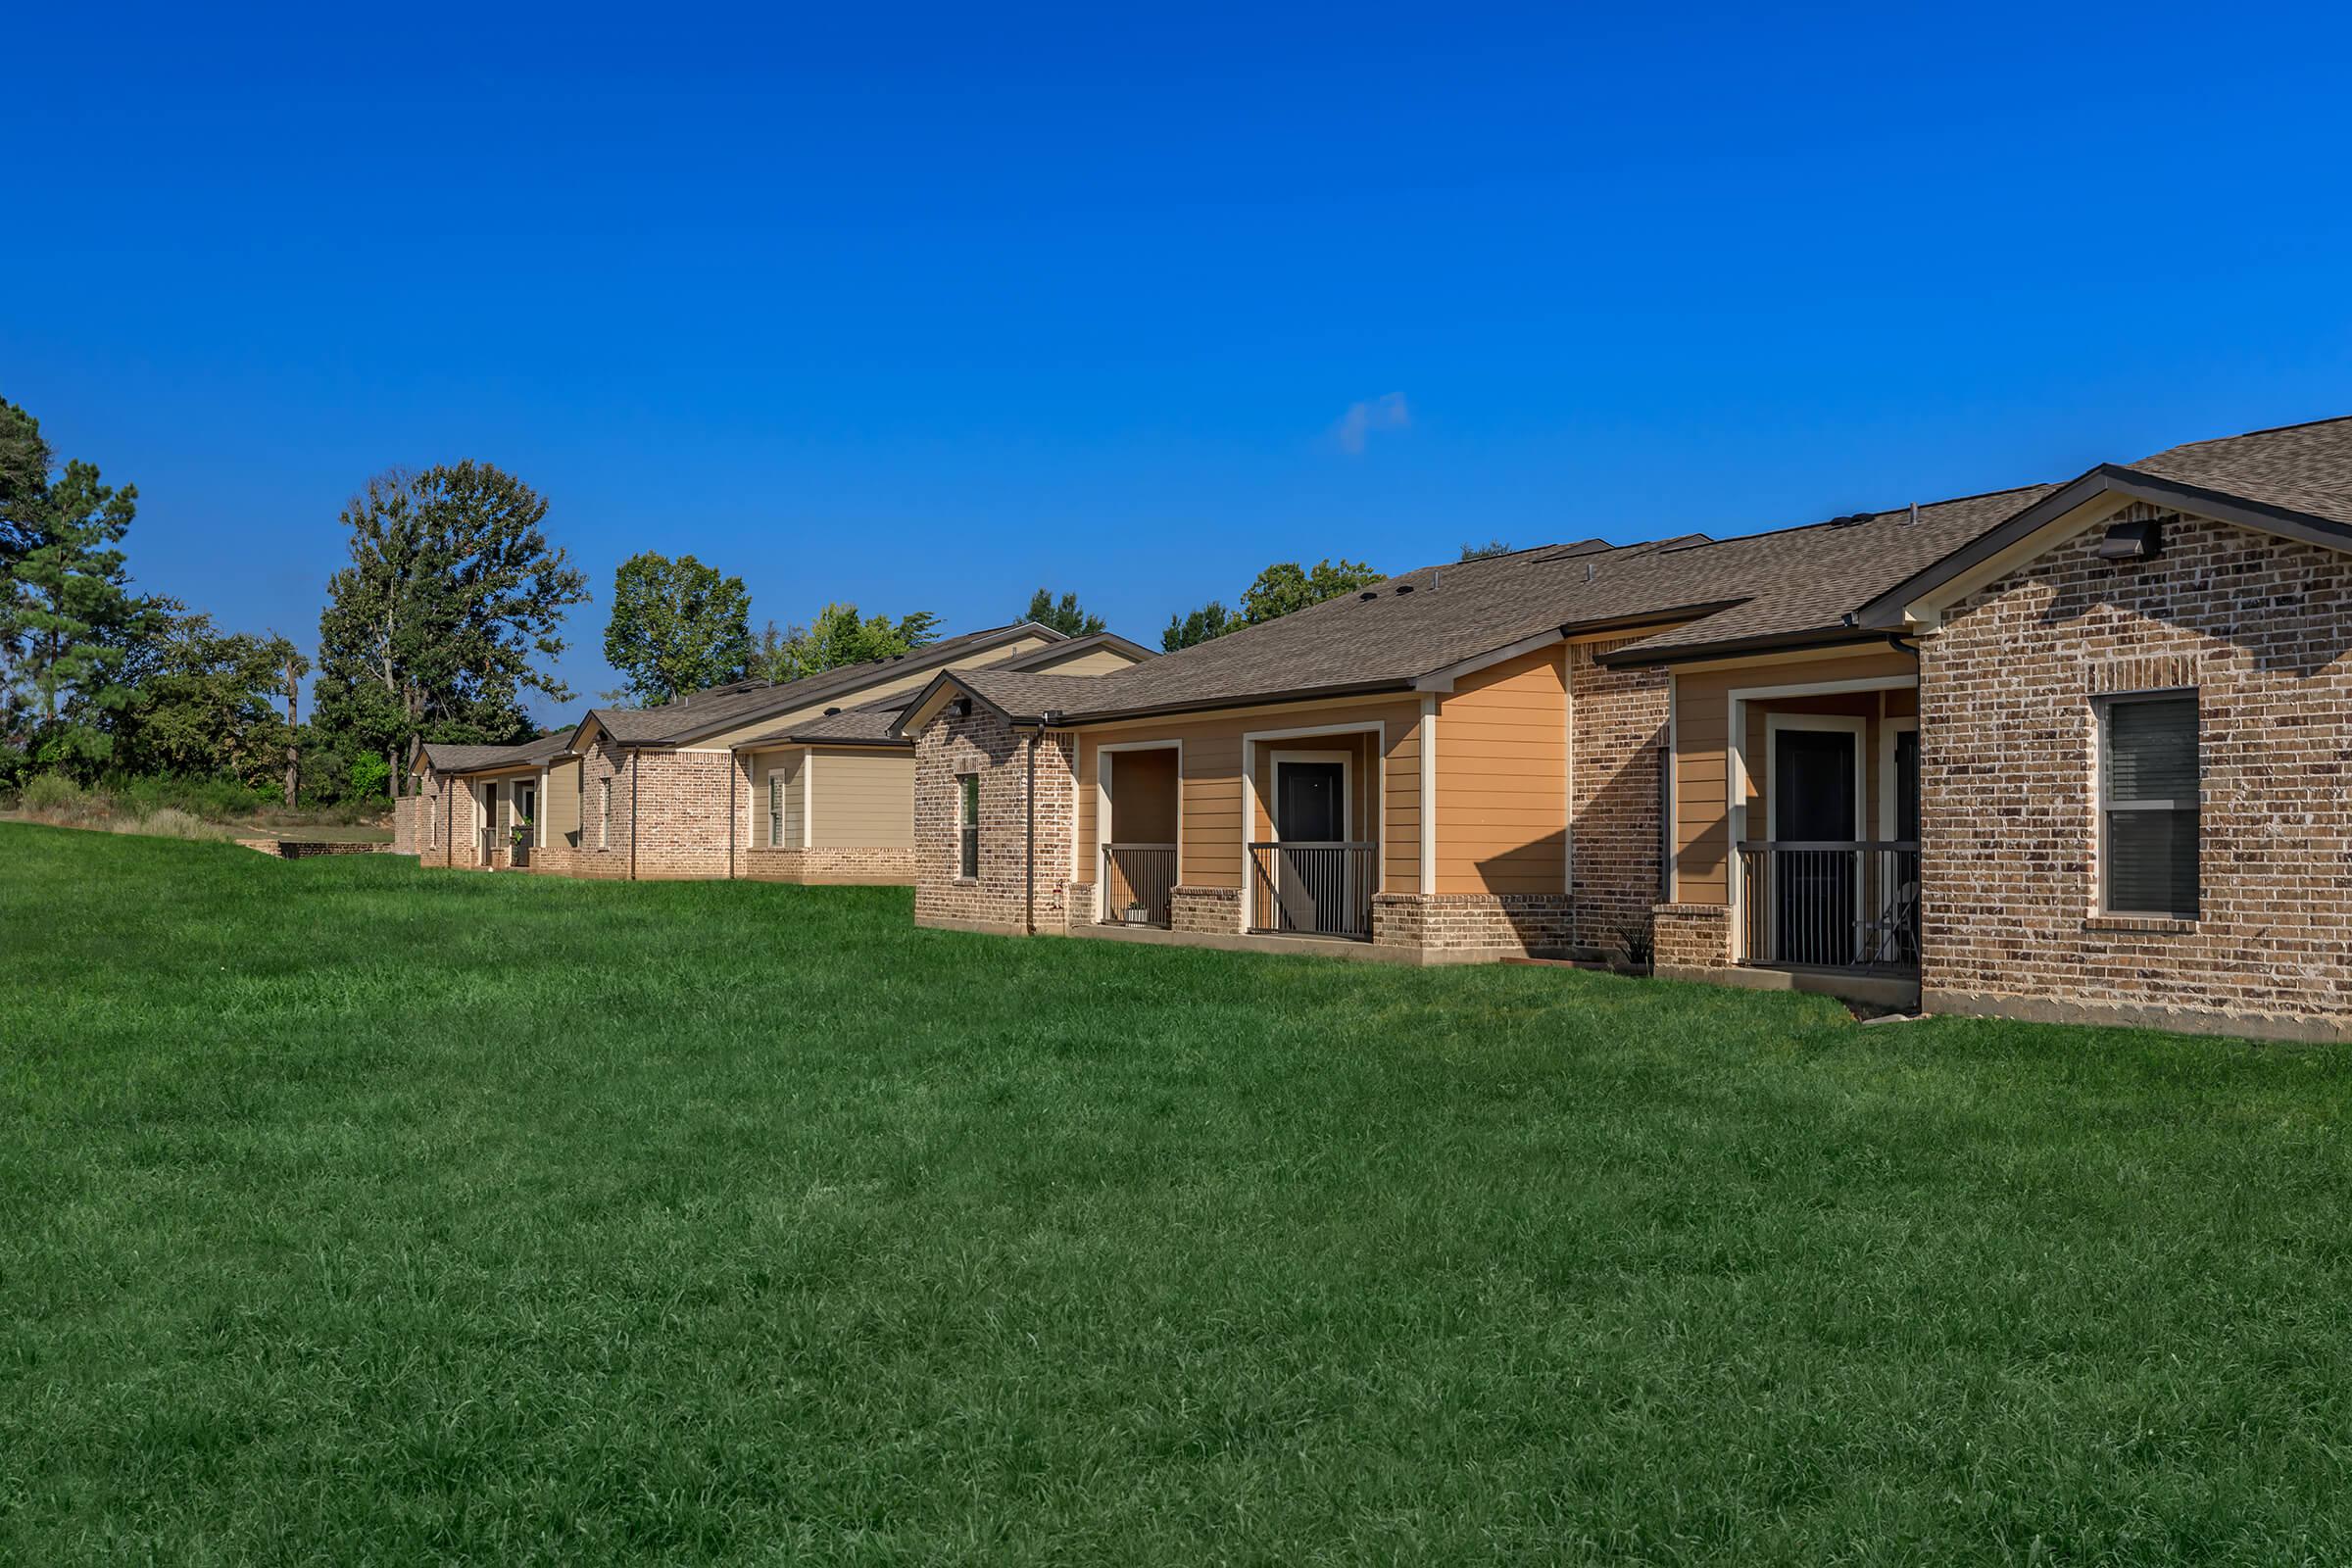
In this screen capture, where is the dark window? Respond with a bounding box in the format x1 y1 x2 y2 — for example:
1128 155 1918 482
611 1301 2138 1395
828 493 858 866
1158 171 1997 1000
2100 693 2199 918
957 773 980 878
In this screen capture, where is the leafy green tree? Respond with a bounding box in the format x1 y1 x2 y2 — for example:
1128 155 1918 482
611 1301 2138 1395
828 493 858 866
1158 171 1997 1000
115 608 300 785
1022 588 1105 638
603 552 753 704
1161 601 1239 652
752 605 940 683
1459 539 1514 561
1239 558 1384 624
314 463 589 793
0 398 161 772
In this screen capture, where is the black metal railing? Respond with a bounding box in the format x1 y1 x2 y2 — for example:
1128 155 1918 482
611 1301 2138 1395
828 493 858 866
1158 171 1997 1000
1249 841 1376 940
1101 843 1178 927
1736 841 1919 971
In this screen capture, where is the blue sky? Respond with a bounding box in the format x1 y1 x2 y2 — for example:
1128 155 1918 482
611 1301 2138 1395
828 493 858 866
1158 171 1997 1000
8 3 2350 720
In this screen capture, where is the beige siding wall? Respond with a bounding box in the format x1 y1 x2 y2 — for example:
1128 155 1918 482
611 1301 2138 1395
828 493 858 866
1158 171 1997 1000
543 757 582 843
1072 695 1424 893
753 750 807 848
1671 646 1919 904
1433 647 1566 895
810 747 915 849
1022 646 1143 676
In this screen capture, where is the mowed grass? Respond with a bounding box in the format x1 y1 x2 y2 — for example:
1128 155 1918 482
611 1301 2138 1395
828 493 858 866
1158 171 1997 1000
5 824 2351 1565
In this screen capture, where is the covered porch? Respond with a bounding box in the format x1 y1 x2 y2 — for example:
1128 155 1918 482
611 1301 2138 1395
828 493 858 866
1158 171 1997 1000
464 764 547 869
1670 651 1921 1004
1087 719 1392 941
1729 678 1919 988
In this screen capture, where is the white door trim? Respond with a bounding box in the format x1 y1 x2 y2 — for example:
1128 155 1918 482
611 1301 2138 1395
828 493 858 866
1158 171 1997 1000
1267 749 1354 842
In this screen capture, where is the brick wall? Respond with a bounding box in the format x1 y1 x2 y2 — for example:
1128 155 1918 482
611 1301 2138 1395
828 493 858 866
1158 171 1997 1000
237 838 390 859
390 796 422 855
912 706 1075 932
1570 641 1670 958
410 769 460 868
622 750 732 878
573 740 629 876
1170 883 1241 935
743 846 917 884
1372 892 1574 956
1653 903 1732 973
1924 504 2352 1039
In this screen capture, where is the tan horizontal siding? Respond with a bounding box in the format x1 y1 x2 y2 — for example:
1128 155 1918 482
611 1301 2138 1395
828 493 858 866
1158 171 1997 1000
757 751 806 848
1073 697 1422 894
543 758 583 839
811 747 915 849
1435 647 1564 895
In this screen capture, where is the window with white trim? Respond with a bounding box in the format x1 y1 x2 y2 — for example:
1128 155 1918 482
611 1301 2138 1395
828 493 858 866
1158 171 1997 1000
957 773 980 879
768 772 786 847
599 777 612 851
2099 692 2199 918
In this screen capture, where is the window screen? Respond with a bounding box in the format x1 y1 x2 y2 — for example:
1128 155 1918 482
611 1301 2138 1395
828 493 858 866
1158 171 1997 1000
958 773 980 879
768 773 785 847
2101 693 2198 917
599 778 612 851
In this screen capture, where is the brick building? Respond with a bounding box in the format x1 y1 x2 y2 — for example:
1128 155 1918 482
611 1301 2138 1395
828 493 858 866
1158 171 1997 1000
402 623 1152 884
900 415 2352 1043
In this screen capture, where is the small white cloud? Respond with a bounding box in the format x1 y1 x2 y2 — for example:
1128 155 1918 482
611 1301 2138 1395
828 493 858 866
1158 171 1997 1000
1330 392 1410 455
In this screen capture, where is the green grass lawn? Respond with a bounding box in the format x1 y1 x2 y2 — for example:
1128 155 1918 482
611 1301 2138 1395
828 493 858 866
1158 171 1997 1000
6 822 2350 1565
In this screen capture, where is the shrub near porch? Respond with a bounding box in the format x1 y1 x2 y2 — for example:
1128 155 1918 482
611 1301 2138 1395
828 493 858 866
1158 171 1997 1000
5 820 2351 1563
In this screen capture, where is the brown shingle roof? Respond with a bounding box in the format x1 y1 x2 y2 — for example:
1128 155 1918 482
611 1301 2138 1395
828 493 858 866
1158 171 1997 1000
911 414 2352 729
989 631 1159 671
1856 413 2352 628
945 667 1111 722
419 731 572 774
2126 415 2352 530
921 489 2056 720
576 621 1065 747
735 702 911 748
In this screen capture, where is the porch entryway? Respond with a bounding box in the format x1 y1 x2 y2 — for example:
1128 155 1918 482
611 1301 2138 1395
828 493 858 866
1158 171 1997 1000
512 781 536 869
1246 735 1380 941
1729 684 1920 992
1097 743 1180 928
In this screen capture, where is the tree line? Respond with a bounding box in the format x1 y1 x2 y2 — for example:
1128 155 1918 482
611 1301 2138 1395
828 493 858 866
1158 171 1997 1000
0 391 1415 810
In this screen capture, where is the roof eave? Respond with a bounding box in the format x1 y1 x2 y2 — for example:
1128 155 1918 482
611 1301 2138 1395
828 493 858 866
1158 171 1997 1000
1594 627 1906 670
1855 465 2352 629
1054 676 1419 726
653 622 1067 745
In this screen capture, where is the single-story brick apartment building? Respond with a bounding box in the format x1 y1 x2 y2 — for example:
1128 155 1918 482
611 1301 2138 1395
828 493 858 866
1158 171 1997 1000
892 415 2352 1044
392 623 1152 880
